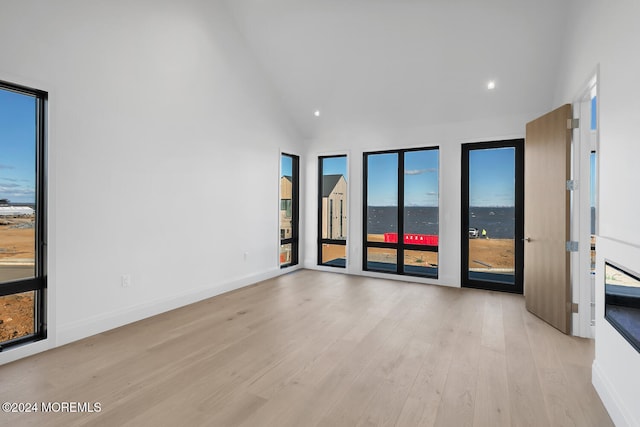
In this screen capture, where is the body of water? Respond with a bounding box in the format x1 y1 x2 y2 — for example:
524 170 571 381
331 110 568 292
469 207 515 238
367 206 516 239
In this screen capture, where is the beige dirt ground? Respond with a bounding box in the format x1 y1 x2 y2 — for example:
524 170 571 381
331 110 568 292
0 219 36 343
0 292 35 343
0 219 36 261
321 244 347 264
324 234 515 270
366 234 514 269
467 238 515 269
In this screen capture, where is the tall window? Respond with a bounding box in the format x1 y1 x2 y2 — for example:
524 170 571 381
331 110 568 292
590 94 598 274
363 148 439 278
0 81 47 350
318 155 347 267
461 140 524 293
280 153 299 267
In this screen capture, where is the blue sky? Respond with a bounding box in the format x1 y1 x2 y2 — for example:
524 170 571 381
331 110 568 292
321 156 347 179
404 150 438 206
281 154 292 178
367 153 398 206
591 96 597 131
0 88 36 204
469 147 515 207
367 150 439 206
590 152 597 208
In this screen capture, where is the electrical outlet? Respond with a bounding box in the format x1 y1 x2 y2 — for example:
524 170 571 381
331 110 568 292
121 274 132 288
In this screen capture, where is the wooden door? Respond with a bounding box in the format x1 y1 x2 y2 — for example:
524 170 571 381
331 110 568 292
524 104 572 334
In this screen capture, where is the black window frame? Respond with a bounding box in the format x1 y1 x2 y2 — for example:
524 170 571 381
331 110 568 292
0 80 47 351
317 155 347 268
461 139 524 294
363 147 439 279
280 153 299 268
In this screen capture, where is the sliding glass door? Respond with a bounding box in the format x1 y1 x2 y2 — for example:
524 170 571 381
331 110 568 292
461 140 523 293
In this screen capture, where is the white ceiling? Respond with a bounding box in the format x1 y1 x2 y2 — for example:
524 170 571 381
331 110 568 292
224 0 571 139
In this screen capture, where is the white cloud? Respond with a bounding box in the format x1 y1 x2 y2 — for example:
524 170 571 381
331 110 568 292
405 168 437 175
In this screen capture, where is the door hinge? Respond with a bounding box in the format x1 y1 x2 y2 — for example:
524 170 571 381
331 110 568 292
568 302 579 313
566 180 579 191
566 241 579 252
567 118 580 129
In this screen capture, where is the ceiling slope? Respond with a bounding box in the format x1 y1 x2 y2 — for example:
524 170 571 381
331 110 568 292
225 0 571 139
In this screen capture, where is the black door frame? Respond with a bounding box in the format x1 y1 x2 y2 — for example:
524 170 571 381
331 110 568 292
461 139 524 293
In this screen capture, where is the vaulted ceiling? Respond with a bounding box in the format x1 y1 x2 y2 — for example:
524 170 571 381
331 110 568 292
225 0 571 139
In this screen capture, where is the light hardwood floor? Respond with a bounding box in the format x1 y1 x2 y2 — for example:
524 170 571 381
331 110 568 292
0 270 613 426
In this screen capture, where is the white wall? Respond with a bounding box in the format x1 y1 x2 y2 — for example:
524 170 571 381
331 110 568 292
0 0 301 364
555 1 640 425
303 112 542 287
594 238 640 427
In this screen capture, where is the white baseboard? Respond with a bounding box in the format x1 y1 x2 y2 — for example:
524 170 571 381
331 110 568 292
56 268 283 347
0 338 54 366
593 360 637 427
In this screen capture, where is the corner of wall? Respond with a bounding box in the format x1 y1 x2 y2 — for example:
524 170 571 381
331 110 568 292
55 267 283 347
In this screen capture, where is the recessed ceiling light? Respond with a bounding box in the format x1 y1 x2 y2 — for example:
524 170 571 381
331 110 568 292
487 80 496 90
314 110 321 117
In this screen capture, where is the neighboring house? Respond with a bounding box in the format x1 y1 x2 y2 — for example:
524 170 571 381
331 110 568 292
280 175 292 240
321 174 347 240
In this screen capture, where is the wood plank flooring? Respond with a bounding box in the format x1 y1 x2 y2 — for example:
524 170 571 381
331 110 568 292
0 270 613 426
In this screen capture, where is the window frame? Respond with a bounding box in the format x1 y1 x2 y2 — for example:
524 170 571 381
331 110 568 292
460 139 524 294
317 155 347 268
362 146 439 279
280 153 299 268
0 80 47 350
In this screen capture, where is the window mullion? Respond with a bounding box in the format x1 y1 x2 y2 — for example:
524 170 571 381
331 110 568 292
397 151 404 274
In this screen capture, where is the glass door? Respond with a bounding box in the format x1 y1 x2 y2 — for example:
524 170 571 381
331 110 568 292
461 140 523 293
